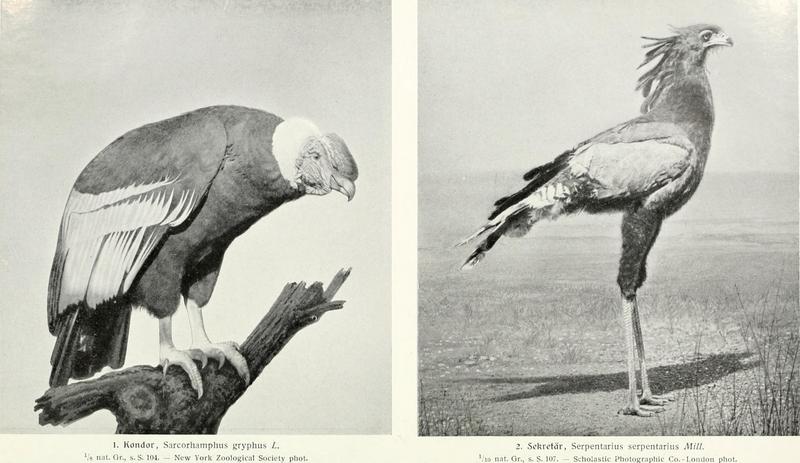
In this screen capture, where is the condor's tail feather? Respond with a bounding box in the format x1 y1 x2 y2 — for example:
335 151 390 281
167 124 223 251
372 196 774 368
49 302 131 387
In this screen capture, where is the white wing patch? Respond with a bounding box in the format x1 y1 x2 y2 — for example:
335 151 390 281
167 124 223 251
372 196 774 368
271 117 321 183
63 177 175 215
57 178 200 311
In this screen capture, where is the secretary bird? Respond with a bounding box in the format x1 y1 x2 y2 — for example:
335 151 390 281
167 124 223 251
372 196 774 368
458 25 732 416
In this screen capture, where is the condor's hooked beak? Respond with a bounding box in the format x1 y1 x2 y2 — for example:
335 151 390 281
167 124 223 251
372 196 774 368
330 174 356 201
707 32 733 48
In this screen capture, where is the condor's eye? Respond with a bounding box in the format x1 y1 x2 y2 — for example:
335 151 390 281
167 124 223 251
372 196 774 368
700 30 713 41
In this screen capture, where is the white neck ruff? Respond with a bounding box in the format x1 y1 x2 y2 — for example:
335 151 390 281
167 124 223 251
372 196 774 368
272 117 321 183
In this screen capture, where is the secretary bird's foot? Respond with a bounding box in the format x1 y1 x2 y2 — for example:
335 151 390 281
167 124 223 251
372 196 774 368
160 346 208 397
191 341 250 386
640 393 676 406
619 404 665 417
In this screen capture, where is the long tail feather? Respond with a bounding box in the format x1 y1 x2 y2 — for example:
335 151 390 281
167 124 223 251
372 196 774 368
455 223 498 247
461 222 510 270
456 198 528 248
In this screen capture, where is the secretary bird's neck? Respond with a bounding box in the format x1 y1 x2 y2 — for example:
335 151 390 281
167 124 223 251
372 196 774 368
637 33 716 150
641 57 715 163
653 71 713 119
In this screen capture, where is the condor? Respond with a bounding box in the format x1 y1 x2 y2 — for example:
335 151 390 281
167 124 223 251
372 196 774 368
48 105 358 396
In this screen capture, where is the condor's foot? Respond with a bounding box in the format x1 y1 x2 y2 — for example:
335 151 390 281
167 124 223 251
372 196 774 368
160 346 208 397
190 341 250 386
619 404 665 417
641 392 676 406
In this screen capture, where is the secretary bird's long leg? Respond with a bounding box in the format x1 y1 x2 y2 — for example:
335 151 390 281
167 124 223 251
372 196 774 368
618 208 665 416
185 298 250 385
159 314 207 397
620 295 643 415
633 299 674 406
619 294 663 416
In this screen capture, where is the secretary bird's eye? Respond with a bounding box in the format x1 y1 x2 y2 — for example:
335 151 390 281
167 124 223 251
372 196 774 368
700 30 713 41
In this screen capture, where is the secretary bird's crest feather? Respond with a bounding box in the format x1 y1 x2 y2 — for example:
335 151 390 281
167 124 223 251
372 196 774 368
636 33 680 114
636 24 725 114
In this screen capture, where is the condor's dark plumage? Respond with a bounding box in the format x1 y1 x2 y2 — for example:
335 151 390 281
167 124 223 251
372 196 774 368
48 105 358 395
459 25 732 416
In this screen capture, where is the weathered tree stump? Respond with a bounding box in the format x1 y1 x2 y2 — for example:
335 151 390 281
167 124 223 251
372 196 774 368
35 268 351 434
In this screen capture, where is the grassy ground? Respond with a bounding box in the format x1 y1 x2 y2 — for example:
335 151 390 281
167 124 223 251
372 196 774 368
418 172 799 436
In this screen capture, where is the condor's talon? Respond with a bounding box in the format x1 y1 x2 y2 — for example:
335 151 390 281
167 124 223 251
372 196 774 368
189 341 250 386
159 346 204 398
186 348 209 369
204 346 227 368
190 343 227 368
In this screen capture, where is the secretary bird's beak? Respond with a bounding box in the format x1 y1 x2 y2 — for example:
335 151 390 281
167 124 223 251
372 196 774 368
708 32 733 48
330 174 356 201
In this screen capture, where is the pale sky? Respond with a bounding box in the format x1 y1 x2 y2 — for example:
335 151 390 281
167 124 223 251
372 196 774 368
0 0 390 433
420 0 797 175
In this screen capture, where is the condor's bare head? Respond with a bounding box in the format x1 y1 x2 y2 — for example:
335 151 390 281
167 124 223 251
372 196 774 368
272 118 359 201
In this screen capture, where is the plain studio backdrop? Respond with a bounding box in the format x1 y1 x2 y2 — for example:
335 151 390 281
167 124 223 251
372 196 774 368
0 0 390 433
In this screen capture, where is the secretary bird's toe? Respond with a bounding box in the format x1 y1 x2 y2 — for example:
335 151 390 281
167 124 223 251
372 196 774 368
619 406 661 417
191 341 250 386
639 404 665 413
640 392 675 406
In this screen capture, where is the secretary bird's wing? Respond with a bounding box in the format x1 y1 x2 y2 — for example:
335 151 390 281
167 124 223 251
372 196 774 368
567 121 696 201
458 121 695 249
47 112 230 333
